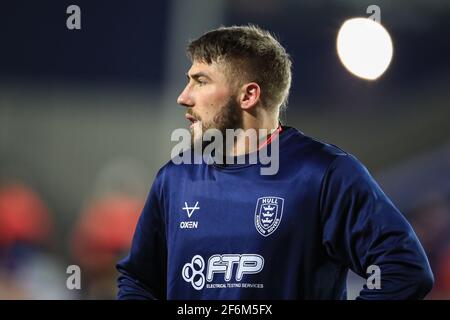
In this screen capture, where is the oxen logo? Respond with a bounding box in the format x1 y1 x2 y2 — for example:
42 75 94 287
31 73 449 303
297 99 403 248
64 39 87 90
254 197 284 237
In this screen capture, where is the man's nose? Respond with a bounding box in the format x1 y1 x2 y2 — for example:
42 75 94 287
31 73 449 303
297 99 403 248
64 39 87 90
177 86 193 107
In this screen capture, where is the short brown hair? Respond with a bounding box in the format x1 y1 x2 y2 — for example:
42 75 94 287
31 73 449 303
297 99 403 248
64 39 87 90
187 25 292 111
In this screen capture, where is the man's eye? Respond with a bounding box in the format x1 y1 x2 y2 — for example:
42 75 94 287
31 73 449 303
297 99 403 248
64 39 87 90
197 79 206 86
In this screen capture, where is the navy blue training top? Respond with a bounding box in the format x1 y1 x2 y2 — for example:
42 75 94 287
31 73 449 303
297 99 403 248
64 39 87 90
116 126 433 299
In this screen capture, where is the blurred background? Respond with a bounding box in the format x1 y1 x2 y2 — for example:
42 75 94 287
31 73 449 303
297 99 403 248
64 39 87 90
0 0 449 299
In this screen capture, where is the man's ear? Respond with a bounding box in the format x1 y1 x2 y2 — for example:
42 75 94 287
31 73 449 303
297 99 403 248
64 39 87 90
239 82 261 110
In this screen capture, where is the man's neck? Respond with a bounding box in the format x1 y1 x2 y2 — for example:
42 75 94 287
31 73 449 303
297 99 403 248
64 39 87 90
229 118 279 156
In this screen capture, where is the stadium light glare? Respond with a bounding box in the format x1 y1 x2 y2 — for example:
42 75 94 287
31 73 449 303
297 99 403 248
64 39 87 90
336 17 393 80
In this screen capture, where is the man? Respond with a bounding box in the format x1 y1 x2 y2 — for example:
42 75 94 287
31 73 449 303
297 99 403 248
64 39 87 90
116 25 433 299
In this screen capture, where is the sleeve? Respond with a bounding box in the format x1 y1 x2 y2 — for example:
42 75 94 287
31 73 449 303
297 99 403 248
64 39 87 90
320 154 434 300
116 170 167 300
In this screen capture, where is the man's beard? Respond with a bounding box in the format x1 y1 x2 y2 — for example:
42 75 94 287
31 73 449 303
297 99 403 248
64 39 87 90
188 95 242 151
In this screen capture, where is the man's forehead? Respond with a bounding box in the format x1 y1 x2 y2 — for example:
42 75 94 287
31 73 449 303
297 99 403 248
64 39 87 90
187 61 224 78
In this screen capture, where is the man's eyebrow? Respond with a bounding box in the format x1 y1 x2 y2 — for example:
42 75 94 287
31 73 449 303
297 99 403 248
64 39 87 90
186 72 212 81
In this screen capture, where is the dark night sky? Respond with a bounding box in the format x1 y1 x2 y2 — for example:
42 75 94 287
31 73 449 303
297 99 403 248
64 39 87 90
1 1 449 107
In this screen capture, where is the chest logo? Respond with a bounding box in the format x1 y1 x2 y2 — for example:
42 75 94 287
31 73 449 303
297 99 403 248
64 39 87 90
254 197 284 237
180 201 200 229
182 201 200 218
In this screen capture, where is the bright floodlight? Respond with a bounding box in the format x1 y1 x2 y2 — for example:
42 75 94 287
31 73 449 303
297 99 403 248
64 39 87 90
336 17 393 80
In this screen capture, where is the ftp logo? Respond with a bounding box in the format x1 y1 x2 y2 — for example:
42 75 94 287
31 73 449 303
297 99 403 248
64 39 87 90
182 254 264 290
